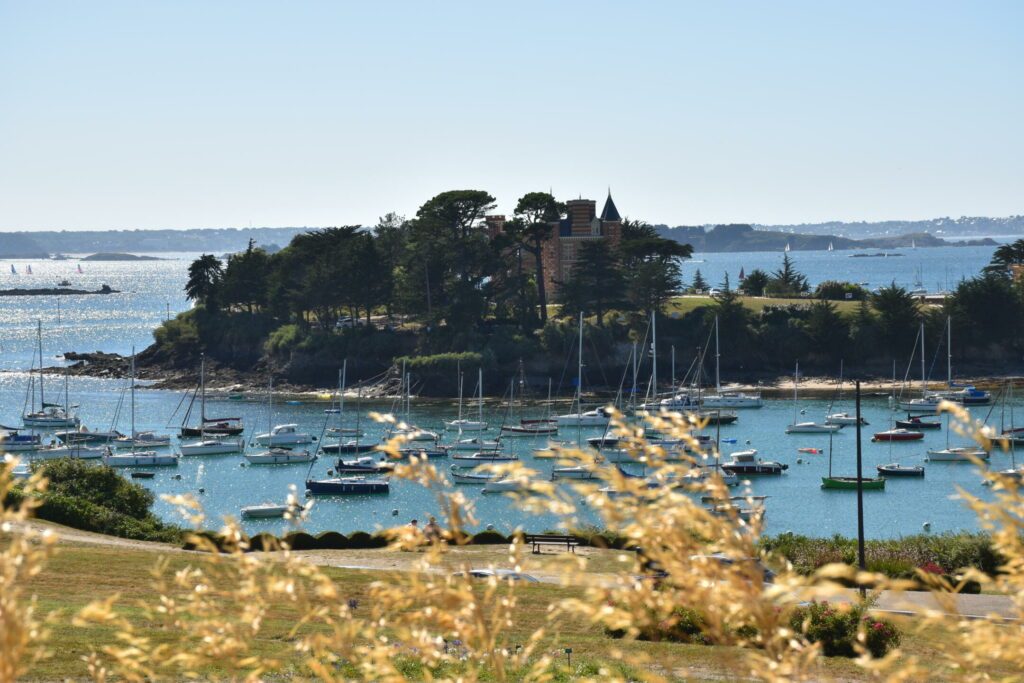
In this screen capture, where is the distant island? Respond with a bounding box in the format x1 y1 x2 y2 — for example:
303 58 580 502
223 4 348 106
1 215 1020 258
654 224 999 253
0 284 119 296
81 252 162 261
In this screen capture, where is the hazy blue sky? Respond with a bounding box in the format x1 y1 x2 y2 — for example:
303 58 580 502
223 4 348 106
1 1 1021 230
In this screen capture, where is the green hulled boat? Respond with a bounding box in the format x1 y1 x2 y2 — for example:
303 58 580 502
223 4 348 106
821 475 885 490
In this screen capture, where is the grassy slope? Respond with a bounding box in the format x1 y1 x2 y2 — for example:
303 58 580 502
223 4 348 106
17 538 994 681
668 295 861 317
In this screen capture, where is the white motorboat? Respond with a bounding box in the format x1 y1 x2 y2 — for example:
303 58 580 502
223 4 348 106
640 392 699 412
393 426 440 442
241 502 295 519
0 431 43 452
449 465 500 484
721 449 788 475
700 392 762 409
179 437 245 456
104 449 179 467
11 463 31 480
900 396 942 413
31 444 106 460
786 422 841 434
245 447 316 465
825 412 867 426
482 478 531 494
445 419 488 432
326 426 364 437
446 437 502 452
551 465 598 480
927 447 990 462
111 431 172 449
254 424 313 446
555 408 610 427
451 451 518 462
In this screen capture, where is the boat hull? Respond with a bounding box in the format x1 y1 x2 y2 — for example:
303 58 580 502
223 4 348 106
245 450 315 465
305 478 389 495
821 476 886 490
179 439 245 456
877 464 925 477
104 453 179 467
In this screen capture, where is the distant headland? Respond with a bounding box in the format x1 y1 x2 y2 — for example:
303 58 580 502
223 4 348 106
80 252 162 261
0 284 119 296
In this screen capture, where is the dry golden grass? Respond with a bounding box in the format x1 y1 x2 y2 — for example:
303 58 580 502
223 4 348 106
2 401 1023 681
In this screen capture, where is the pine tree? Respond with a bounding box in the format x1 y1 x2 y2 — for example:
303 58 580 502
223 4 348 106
691 269 708 293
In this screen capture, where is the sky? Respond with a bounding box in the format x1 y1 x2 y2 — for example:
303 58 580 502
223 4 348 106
1 1 1021 231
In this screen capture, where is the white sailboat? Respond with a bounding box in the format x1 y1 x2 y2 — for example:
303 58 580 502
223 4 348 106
556 312 610 427
700 316 762 408
324 361 364 436
391 361 440 441
785 362 841 433
23 321 79 429
104 349 179 467
899 323 942 412
445 367 488 431
246 376 315 464
179 355 245 455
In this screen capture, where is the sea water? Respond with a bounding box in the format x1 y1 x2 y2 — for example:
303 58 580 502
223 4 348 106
0 371 1017 540
0 243 1014 539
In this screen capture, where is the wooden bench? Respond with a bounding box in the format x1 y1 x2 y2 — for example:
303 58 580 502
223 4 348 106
523 533 579 554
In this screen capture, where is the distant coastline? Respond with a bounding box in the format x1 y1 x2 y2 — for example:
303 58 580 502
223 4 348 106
0 284 120 297
80 252 162 262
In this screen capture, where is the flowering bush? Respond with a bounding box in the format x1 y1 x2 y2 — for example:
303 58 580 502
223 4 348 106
788 600 901 658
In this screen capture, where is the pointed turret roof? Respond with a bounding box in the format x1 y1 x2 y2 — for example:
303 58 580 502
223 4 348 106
600 190 621 222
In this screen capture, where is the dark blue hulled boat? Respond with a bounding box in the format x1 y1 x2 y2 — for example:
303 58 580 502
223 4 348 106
320 441 378 455
305 476 390 495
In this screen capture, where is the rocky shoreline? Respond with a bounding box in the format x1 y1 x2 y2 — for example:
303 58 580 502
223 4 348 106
42 350 1022 401
0 285 119 296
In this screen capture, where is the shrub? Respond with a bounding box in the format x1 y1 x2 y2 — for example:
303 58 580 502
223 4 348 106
788 600 900 658
265 323 303 356
815 280 869 301
248 532 280 552
283 532 318 550
347 531 388 549
316 531 349 549
470 530 508 545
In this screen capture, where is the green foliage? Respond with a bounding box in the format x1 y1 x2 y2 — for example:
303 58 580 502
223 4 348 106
984 238 1024 276
739 268 770 296
556 240 625 325
396 352 487 396
470 530 509 545
265 323 303 357
764 253 810 297
152 310 201 362
789 600 900 658
15 459 180 543
185 254 223 310
760 531 1002 578
870 282 921 355
815 280 868 301
316 531 349 549
690 268 708 293
619 218 691 311
283 531 318 550
346 531 389 549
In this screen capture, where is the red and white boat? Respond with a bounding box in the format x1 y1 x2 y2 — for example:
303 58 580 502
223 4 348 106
872 429 924 442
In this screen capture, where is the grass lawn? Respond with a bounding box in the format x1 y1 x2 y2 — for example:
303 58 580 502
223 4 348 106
12 536 1011 681
668 295 861 317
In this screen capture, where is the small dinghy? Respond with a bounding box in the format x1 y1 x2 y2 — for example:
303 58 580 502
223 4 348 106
130 471 155 479
241 502 293 518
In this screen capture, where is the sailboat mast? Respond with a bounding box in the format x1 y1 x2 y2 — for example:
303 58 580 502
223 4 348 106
457 365 464 422
268 374 273 436
130 347 136 443
650 310 657 401
577 312 583 411
340 361 347 431
670 345 676 396
631 342 638 410
37 320 44 408
714 315 721 393
478 367 484 424
200 353 206 424
946 316 952 388
793 361 799 423
919 322 927 397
